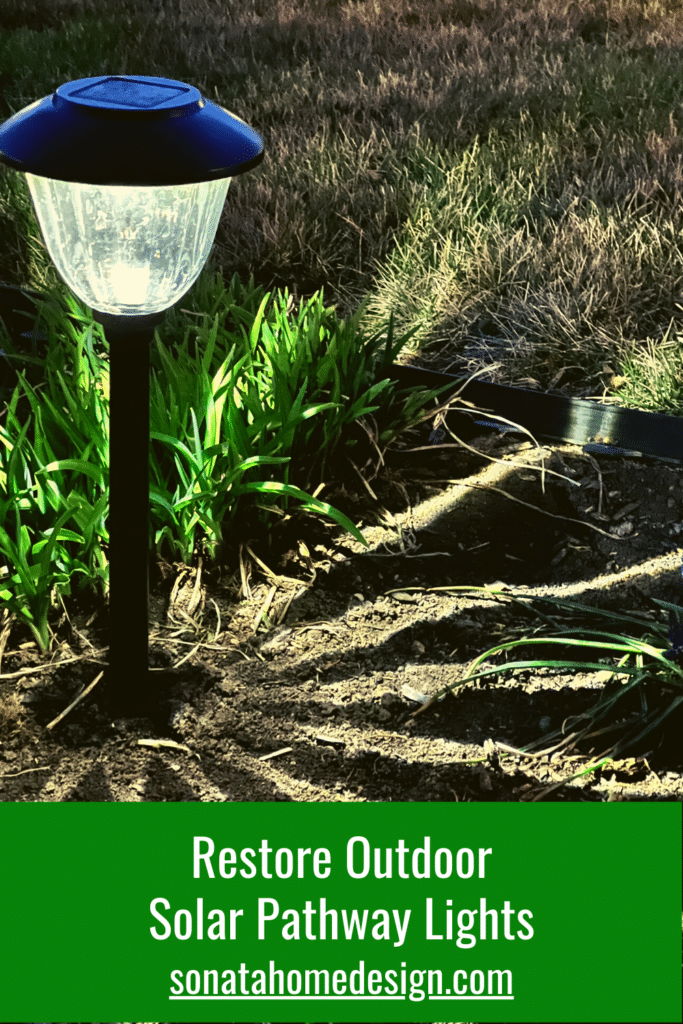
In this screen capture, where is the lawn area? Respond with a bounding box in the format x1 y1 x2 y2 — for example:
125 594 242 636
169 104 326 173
2 0 683 400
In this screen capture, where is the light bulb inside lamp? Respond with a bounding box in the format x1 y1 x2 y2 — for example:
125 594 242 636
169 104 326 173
26 173 231 316
109 259 151 306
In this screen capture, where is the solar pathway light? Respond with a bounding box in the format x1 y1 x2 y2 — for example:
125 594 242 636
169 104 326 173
0 75 264 714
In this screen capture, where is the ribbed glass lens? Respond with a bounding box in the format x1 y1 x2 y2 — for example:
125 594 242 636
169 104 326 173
26 174 230 315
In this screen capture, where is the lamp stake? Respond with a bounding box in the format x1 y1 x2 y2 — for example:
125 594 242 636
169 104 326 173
97 311 164 713
0 74 264 716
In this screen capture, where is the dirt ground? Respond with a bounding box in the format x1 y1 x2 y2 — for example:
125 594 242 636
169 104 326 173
1 426 683 803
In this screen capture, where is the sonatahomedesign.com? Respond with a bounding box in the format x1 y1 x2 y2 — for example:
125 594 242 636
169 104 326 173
169 960 514 1002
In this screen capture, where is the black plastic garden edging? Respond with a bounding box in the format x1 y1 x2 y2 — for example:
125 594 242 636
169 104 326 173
386 362 683 463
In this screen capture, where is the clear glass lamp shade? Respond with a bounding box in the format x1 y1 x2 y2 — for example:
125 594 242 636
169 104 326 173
25 173 231 316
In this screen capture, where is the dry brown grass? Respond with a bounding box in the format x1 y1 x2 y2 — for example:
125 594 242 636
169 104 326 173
0 689 22 737
2 0 683 401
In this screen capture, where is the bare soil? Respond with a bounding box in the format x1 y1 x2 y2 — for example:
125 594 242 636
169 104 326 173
1 431 683 803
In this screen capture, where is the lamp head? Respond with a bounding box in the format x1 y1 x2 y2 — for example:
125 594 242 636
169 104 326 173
0 75 264 316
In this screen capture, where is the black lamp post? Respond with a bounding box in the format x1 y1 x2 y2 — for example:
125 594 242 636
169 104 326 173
0 75 264 713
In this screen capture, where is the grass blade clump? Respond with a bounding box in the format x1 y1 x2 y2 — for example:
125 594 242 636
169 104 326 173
148 265 449 564
410 584 683 761
1 266 449 649
0 290 109 649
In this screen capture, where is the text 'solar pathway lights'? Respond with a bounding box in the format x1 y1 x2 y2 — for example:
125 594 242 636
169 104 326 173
0 76 264 713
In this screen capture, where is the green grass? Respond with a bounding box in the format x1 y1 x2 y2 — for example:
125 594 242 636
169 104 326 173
0 260 448 650
405 583 683 767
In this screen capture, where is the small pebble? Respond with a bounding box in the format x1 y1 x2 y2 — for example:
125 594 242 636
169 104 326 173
610 520 633 537
380 692 402 709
